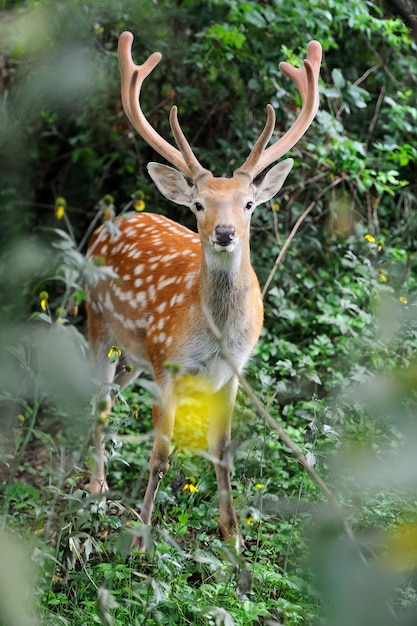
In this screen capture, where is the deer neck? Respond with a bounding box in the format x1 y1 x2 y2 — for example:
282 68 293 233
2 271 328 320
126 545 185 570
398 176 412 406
199 239 253 327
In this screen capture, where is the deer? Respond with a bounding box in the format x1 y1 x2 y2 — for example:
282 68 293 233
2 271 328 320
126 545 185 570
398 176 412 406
86 31 322 547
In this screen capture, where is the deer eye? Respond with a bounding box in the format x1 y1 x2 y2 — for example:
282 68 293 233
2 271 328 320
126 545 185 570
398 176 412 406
245 201 254 211
194 201 204 212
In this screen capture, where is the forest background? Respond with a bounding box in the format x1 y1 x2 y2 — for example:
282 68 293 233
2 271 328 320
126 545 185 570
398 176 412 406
1 0 417 624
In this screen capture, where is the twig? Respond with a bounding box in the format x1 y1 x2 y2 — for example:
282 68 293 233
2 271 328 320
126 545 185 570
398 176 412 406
364 83 386 153
262 177 343 297
335 63 382 120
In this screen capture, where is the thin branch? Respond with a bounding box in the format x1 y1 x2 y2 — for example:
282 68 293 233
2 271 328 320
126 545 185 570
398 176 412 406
262 177 343 297
364 83 386 152
335 64 382 120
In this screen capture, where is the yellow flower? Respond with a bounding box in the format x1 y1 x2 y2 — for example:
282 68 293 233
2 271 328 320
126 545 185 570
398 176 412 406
255 483 265 489
379 272 388 283
133 199 146 212
39 290 49 311
183 477 199 493
246 516 254 526
272 201 280 212
97 412 108 425
132 190 146 212
364 234 376 243
377 239 384 252
107 345 122 361
399 296 408 305
55 197 66 220
183 483 199 493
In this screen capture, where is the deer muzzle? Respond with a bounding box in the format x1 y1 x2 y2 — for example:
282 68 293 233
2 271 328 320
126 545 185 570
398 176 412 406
214 225 235 247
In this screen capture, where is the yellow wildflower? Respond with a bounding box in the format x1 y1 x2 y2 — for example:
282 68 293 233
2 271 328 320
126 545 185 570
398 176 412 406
272 202 280 212
183 483 199 493
55 197 66 220
107 345 122 361
133 199 146 212
97 412 108 425
364 234 376 243
379 272 388 283
132 190 146 212
399 296 408 305
39 290 49 311
255 483 265 489
246 516 254 526
183 477 199 493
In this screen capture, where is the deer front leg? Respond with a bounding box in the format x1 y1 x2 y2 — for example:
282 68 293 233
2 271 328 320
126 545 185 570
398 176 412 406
208 377 239 541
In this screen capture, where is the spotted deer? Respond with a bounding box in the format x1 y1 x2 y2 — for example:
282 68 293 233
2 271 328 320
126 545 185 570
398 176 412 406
86 31 322 545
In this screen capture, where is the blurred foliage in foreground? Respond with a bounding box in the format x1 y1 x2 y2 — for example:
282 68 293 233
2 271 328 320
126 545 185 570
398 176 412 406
1 0 417 624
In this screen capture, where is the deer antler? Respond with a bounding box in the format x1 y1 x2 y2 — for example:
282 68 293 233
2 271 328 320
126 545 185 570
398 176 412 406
236 40 322 179
118 31 207 180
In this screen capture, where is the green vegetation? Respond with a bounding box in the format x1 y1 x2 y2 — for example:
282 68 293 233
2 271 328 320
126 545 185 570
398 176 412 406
1 0 417 624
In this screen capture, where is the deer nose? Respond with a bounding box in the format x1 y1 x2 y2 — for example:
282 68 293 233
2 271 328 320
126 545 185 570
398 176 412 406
215 225 235 246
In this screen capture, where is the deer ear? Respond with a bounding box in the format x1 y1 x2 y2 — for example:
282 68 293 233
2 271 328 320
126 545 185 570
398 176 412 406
253 158 294 205
147 163 193 206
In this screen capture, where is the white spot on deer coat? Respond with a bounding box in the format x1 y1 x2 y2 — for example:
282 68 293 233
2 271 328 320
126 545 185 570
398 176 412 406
184 272 197 290
104 292 114 311
148 285 156 301
158 276 177 290
135 291 147 306
114 287 133 302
